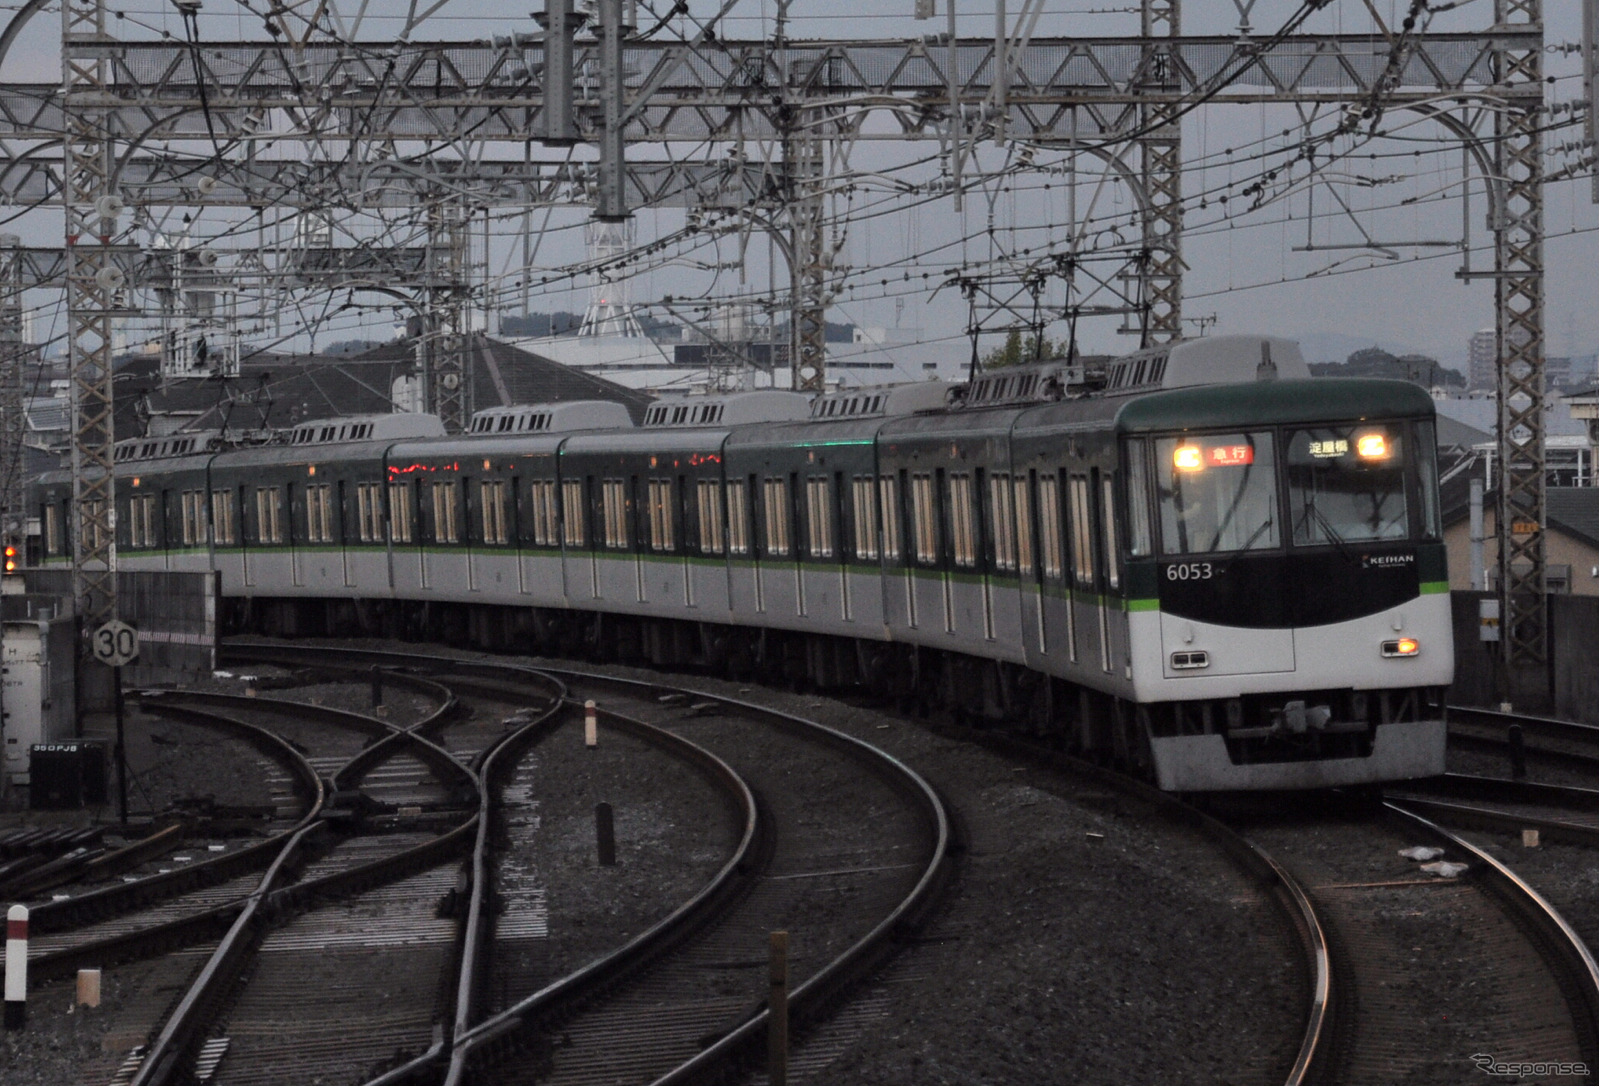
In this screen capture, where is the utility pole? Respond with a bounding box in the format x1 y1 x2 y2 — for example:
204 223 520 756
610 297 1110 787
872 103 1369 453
1136 0 1183 345
62 0 120 638
426 199 471 433
1493 0 1549 671
0 235 23 561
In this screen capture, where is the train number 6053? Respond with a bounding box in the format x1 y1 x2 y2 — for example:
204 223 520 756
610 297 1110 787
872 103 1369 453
1165 562 1214 581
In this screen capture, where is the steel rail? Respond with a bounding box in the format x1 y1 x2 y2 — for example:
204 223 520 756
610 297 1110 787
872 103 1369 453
438 694 762 1086
1384 801 1599 1070
522 667 952 1087
1448 705 1599 763
22 699 325 956
128 674 486 1085
207 644 760 1087
1380 795 1597 846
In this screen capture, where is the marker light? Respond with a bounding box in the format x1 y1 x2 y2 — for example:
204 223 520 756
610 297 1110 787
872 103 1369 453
1381 637 1419 657
1356 433 1389 459
1173 445 1204 471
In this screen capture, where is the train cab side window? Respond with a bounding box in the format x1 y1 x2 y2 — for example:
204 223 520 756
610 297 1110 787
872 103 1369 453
878 474 902 563
1415 420 1440 538
761 477 791 558
805 476 833 559
911 472 937 564
697 479 725 555
389 482 414 544
1100 475 1121 591
988 472 1016 572
948 472 976 568
851 476 878 561
212 489 236 545
480 479 509 545
1123 441 1154 557
1068 475 1094 587
529 480 558 546
255 487 284 544
646 479 675 552
560 479 585 547
726 479 750 555
601 479 628 549
430 480 460 544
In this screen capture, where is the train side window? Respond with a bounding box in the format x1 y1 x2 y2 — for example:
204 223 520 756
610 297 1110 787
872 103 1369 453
43 503 60 556
601 479 628 549
851 476 878 560
181 490 206 547
389 482 414 543
255 487 283 545
560 479 585 547
79 500 107 553
529 480 558 546
306 484 335 544
646 478 675 552
879 474 902 562
697 479 725 555
762 476 790 557
1123 441 1153 557
213 489 235 545
356 482 380 543
430 480 460 544
805 475 833 559
948 472 976 568
129 493 156 548
1014 475 1034 575
910 472 937 565
726 478 750 556
1069 475 1094 587
480 480 509 545
988 472 1016 572
1100 474 1121 591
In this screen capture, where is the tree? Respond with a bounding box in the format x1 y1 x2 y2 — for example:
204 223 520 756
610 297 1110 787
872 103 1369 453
981 329 1062 369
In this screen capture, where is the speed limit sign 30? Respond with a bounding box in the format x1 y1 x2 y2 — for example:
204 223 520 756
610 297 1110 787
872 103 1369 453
91 620 140 667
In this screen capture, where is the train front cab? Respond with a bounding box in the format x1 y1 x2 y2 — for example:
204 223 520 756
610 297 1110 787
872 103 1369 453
1117 380 1453 791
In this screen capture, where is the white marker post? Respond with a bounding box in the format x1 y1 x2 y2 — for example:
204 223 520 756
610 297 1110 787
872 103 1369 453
5 904 26 1028
584 700 598 748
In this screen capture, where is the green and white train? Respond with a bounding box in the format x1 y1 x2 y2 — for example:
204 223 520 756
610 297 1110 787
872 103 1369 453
33 335 1453 790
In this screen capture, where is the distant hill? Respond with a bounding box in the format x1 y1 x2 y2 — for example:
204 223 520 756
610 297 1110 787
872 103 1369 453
1309 346 1466 388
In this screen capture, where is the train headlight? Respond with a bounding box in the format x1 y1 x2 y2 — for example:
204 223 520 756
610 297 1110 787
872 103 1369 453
1356 433 1389 459
1173 445 1203 471
1381 637 1419 657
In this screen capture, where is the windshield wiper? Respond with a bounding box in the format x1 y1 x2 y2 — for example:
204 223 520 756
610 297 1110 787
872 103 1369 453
1302 501 1356 563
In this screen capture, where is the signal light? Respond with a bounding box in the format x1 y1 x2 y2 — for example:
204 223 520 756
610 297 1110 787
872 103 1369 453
2 544 18 575
1173 445 1203 471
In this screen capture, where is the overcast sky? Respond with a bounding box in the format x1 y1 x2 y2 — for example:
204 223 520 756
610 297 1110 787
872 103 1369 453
0 0 1592 367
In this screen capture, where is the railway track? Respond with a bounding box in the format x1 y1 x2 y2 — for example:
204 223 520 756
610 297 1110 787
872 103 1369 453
106 668 530 1085
1448 704 1598 779
222 642 953 1085
1386 774 1598 846
1227 795 1597 1084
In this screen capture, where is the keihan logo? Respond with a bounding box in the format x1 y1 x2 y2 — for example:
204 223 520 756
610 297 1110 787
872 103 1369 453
1362 553 1414 568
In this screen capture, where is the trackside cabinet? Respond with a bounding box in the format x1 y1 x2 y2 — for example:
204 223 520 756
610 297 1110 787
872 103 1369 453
1 608 78 799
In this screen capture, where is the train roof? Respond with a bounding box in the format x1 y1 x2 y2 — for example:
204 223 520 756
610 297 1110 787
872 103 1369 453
467 400 632 436
287 413 446 445
1112 377 1437 434
642 390 812 428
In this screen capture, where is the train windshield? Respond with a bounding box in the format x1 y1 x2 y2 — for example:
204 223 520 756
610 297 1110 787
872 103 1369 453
1154 432 1280 554
1285 425 1409 545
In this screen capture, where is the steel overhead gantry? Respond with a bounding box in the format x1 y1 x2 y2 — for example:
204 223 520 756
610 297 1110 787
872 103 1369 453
26 6 1559 661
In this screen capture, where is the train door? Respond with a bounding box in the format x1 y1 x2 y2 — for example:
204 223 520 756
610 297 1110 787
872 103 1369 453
834 470 850 622
1098 470 1127 679
1089 468 1113 675
339 480 355 587
240 485 255 587
287 482 304 587
678 473 693 607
